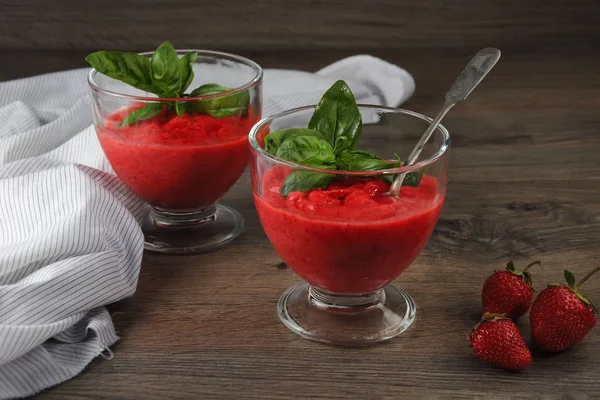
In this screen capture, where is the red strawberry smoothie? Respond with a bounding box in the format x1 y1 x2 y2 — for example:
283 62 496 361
97 107 256 209
254 166 444 294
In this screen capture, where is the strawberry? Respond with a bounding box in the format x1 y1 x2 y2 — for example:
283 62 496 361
530 267 598 352
470 314 532 371
482 260 540 318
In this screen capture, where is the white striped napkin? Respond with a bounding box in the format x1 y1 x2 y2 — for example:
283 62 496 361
0 55 415 399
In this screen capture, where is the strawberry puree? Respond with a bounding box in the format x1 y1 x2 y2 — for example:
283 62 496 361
254 166 444 293
97 108 255 209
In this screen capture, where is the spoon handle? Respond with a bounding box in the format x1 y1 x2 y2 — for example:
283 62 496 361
444 47 502 106
389 48 501 197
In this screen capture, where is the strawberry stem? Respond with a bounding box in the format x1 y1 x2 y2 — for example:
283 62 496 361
575 267 600 291
523 260 541 272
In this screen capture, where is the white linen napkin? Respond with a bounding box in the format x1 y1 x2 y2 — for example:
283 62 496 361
0 54 414 399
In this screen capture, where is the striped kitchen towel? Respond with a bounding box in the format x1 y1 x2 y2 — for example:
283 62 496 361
0 55 414 399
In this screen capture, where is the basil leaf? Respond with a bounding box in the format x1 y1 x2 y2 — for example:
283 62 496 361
280 171 333 196
337 149 381 162
308 80 362 153
205 107 245 118
333 136 348 152
85 51 155 93
150 41 181 97
403 169 425 187
178 51 198 94
175 102 186 117
275 136 336 166
341 158 401 172
264 128 324 155
382 169 425 187
187 83 250 117
188 83 230 96
336 150 400 171
120 103 163 127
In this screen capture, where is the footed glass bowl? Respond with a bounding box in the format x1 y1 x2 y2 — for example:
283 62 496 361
249 105 450 346
89 50 262 253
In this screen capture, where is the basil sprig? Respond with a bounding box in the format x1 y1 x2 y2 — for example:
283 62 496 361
308 80 362 154
280 171 334 195
264 80 423 196
120 103 163 127
264 128 324 154
86 41 250 126
336 150 401 171
187 84 250 118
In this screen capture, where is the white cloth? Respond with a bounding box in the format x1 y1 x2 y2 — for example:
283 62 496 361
0 55 414 398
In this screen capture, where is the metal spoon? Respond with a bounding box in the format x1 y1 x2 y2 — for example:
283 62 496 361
389 47 502 197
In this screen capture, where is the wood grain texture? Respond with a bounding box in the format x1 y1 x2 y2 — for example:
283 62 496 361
0 47 590 399
1 0 599 51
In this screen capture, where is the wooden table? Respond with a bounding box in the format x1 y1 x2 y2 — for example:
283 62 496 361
4 47 600 399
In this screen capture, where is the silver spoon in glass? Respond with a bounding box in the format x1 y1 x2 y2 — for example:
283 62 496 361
389 47 502 198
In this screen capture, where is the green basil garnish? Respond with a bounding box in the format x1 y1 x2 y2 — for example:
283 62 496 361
264 80 425 196
120 103 163 127
178 52 197 96
85 51 155 93
275 136 336 167
149 41 183 97
382 169 425 187
86 41 249 125
308 80 362 154
264 128 324 155
280 171 334 197
404 169 425 187
336 150 401 171
187 83 250 117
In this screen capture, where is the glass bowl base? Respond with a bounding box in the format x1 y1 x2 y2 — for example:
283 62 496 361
142 203 243 254
277 282 416 347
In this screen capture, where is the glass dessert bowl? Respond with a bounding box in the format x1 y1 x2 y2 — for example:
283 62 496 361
88 49 262 253
249 105 450 346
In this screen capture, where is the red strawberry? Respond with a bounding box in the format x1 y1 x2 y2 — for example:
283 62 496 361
482 260 540 318
530 267 598 352
470 314 532 371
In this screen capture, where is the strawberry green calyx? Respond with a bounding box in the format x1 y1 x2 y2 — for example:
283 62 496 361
471 313 509 335
481 313 509 322
505 260 541 287
551 267 600 314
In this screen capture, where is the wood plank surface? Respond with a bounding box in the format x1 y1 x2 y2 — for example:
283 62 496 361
2 0 600 396
0 47 595 399
1 0 599 51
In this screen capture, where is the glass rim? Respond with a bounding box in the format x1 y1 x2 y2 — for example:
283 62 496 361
87 49 263 102
249 105 451 176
